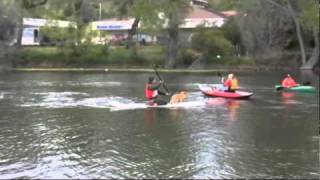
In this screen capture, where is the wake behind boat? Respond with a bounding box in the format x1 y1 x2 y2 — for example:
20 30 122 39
199 84 253 99
109 100 207 111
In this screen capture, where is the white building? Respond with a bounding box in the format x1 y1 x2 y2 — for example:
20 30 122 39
90 18 156 45
89 5 226 45
22 18 76 46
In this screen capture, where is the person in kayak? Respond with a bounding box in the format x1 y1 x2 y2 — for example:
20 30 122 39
281 74 300 88
221 73 238 92
145 76 169 105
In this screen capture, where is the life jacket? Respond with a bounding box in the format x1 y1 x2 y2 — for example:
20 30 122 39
145 83 158 99
224 79 232 88
231 78 239 90
282 77 298 88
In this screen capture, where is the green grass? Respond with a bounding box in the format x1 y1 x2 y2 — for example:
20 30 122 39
20 45 259 68
22 47 61 61
20 45 166 67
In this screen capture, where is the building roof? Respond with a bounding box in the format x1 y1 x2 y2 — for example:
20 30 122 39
181 6 226 28
221 10 238 17
91 7 226 31
185 6 225 19
23 18 76 28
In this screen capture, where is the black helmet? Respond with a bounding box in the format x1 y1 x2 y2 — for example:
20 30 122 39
148 77 155 83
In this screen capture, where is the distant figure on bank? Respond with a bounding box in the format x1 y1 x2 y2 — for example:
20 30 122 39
221 73 239 92
169 91 188 104
145 77 169 105
281 74 299 88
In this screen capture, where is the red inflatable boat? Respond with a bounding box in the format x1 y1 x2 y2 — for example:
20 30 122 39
199 84 253 99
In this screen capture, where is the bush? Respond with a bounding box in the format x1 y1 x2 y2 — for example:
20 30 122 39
20 45 167 67
179 48 201 65
108 48 131 64
137 45 165 66
191 27 234 57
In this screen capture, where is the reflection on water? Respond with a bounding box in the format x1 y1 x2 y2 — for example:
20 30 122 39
0 71 319 179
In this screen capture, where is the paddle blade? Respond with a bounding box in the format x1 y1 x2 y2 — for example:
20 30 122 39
303 82 311 86
275 86 284 91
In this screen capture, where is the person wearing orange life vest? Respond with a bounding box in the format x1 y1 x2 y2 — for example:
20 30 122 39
145 77 169 105
281 74 300 88
221 73 238 92
231 76 239 91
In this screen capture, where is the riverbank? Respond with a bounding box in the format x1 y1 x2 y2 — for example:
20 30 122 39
8 46 308 73
10 65 300 73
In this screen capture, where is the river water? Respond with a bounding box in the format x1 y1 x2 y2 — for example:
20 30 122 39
0 70 319 179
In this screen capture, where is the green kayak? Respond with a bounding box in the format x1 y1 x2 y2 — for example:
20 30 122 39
275 85 316 93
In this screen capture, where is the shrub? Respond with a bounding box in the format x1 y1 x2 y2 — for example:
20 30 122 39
191 27 234 57
179 48 201 65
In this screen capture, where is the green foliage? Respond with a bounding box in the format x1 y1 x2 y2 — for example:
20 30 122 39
132 0 165 34
179 48 201 65
209 0 240 11
299 0 319 32
137 45 165 65
191 27 234 57
20 46 166 66
220 17 241 46
41 26 76 42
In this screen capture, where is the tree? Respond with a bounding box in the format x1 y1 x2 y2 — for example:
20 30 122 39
111 0 190 68
0 1 18 68
234 0 294 62
265 0 317 69
191 27 233 58
112 0 140 52
159 0 190 68
299 0 319 70
15 0 47 48
220 17 243 56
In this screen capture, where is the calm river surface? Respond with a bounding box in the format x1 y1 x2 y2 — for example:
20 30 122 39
0 70 319 179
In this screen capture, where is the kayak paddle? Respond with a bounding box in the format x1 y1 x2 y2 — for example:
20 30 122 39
302 81 311 86
276 86 285 91
152 65 170 94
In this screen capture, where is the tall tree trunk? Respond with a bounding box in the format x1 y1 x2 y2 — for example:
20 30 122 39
301 27 319 70
126 17 140 54
15 1 23 48
266 0 307 65
287 0 307 65
166 26 179 68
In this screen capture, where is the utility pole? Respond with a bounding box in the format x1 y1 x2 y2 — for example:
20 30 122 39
99 2 102 42
99 2 102 21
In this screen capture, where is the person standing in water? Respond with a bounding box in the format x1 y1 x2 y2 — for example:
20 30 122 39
145 77 169 105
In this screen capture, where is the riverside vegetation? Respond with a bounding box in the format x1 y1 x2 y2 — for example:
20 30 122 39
0 0 319 71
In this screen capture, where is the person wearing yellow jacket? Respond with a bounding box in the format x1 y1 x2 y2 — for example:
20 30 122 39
220 73 240 92
230 76 239 91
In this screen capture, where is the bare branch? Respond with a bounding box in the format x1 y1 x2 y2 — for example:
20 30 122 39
265 0 290 14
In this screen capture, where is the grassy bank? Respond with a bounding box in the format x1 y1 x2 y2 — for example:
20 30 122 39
16 45 165 68
10 68 262 73
14 45 300 71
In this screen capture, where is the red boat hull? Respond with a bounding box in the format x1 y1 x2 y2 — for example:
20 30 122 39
199 85 253 99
